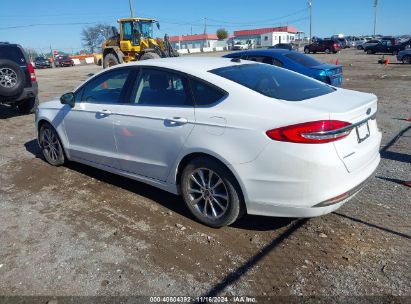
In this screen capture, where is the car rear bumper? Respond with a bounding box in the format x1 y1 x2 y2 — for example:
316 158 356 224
0 82 38 104
230 139 380 218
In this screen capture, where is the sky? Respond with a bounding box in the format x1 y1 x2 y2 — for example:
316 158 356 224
0 0 409 54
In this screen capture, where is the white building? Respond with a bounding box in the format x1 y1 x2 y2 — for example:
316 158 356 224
234 26 298 48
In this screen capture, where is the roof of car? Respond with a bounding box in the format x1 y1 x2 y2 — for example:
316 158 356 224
109 56 255 74
227 49 296 57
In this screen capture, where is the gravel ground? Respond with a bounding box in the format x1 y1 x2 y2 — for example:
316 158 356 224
0 49 410 301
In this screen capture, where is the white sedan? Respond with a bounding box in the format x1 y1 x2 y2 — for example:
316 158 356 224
35 57 381 227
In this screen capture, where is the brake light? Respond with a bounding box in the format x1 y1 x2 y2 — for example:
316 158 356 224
28 63 36 82
266 120 352 144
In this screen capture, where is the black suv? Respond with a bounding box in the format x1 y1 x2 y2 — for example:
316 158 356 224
0 42 38 114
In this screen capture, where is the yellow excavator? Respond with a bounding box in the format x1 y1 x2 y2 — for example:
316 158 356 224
102 17 179 68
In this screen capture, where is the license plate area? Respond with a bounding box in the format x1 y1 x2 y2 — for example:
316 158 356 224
355 121 370 143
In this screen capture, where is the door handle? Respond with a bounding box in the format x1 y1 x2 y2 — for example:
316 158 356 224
166 117 188 125
98 109 112 115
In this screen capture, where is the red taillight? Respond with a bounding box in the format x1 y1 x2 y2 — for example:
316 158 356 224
28 63 36 82
266 120 352 144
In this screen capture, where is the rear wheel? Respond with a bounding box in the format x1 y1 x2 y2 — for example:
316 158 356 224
140 52 161 60
403 55 411 64
17 97 38 114
103 53 119 68
325 48 331 54
0 59 25 97
366 49 374 54
39 123 66 166
181 157 244 227
392 50 398 56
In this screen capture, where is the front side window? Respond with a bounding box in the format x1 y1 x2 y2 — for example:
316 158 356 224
132 68 193 106
190 78 226 106
210 63 334 102
81 68 131 103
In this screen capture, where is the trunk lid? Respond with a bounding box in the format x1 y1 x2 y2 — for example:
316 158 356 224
299 88 381 172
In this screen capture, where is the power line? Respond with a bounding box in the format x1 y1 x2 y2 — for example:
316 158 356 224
0 21 100 30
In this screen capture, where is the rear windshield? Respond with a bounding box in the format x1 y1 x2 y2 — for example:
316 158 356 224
0 46 26 64
285 52 322 67
209 63 334 101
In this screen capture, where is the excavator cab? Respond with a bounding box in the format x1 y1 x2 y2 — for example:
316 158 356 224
102 17 178 68
120 18 159 46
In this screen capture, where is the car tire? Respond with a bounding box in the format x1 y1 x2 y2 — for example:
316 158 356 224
17 97 38 114
103 53 120 68
39 123 66 166
392 50 398 56
366 49 374 54
403 55 411 64
325 48 331 54
140 52 161 60
181 156 244 228
357 45 363 50
0 59 26 97
304 48 310 54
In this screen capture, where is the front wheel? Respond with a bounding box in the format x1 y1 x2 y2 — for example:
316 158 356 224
39 123 66 166
392 50 398 56
366 49 374 54
325 48 331 54
304 48 310 54
181 157 244 227
140 52 161 60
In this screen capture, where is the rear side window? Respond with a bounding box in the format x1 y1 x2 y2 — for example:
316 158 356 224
0 46 26 64
190 78 226 106
210 63 334 102
132 68 193 106
285 52 322 67
81 68 131 103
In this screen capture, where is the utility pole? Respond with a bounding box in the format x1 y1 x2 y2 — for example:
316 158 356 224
129 0 134 18
373 0 378 36
204 17 207 35
308 1 312 41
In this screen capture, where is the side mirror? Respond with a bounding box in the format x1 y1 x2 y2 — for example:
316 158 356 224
60 92 75 108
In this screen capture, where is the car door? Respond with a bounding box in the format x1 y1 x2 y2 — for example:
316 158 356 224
63 67 133 168
112 67 195 181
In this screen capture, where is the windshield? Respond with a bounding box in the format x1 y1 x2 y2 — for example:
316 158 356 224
210 63 334 101
285 52 323 67
139 21 154 38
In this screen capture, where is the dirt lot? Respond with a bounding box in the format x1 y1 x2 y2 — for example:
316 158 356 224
0 49 410 301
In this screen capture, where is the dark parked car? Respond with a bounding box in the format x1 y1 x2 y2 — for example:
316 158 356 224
224 49 343 87
55 55 74 67
336 38 349 48
304 39 341 54
364 40 405 55
34 56 51 69
0 42 38 114
269 43 296 50
397 49 411 64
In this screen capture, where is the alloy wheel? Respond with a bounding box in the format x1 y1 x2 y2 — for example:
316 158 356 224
187 168 229 219
0 68 17 88
42 128 61 162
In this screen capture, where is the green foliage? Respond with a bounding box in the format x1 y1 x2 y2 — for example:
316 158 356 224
216 28 229 40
